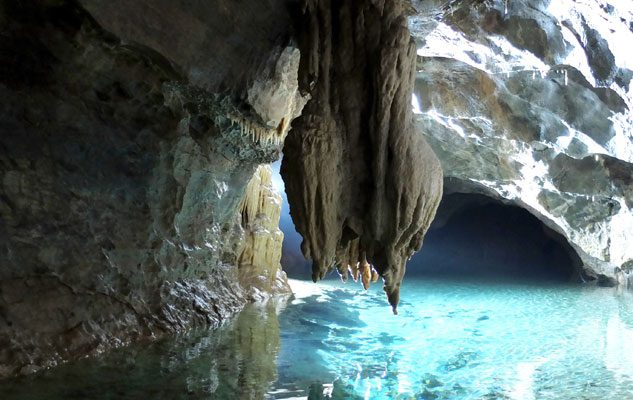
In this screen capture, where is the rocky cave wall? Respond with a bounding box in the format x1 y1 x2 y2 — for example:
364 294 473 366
0 0 303 377
0 0 444 378
410 0 633 285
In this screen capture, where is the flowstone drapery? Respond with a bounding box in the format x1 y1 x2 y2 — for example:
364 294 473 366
282 0 443 313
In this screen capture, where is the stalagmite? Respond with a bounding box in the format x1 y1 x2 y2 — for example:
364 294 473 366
282 0 443 313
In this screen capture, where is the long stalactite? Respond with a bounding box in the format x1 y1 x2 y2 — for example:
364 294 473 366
281 0 444 313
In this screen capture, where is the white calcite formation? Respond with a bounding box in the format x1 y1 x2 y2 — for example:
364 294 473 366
410 0 633 284
238 165 291 301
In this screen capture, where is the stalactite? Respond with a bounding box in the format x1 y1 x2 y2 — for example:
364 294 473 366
227 112 288 147
282 0 443 313
359 252 372 290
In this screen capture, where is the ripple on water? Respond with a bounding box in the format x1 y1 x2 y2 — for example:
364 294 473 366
272 278 633 400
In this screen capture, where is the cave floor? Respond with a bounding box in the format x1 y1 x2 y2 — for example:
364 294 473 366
1 278 632 399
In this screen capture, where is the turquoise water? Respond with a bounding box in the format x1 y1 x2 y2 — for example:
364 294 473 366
275 278 633 399
2 277 633 399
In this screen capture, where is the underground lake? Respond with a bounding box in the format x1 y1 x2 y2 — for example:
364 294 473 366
1 278 632 400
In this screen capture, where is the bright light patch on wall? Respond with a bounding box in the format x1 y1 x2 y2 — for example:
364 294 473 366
411 94 423 114
547 0 633 69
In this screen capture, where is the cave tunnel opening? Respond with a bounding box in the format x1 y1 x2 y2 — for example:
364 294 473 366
273 159 583 283
407 192 584 283
271 159 312 279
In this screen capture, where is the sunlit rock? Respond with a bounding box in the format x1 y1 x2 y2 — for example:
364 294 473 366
411 0 633 285
238 165 291 300
247 47 309 139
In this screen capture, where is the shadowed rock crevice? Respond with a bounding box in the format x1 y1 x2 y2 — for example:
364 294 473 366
281 0 443 313
78 0 295 93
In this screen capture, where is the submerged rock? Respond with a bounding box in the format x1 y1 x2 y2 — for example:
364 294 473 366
410 0 633 285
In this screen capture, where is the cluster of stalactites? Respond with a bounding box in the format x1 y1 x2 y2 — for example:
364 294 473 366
223 112 288 147
334 240 380 291
282 0 444 316
163 83 289 149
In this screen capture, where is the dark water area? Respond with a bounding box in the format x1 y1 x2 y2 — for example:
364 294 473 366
0 300 284 400
2 278 633 400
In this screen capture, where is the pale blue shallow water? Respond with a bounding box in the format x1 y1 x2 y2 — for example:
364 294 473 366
1 277 633 399
270 278 633 399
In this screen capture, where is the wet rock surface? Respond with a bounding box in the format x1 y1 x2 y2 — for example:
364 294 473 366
0 299 287 399
410 0 633 285
0 0 299 377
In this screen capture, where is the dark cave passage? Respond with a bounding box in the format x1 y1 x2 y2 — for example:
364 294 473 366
275 159 583 283
273 160 311 279
408 193 583 283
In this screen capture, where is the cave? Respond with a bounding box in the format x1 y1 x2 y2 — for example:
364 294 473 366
408 192 583 283
1 0 633 398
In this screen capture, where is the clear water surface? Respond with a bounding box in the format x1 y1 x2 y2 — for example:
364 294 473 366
1 277 633 399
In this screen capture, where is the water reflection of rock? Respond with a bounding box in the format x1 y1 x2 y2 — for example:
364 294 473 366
0 298 287 399
212 299 286 399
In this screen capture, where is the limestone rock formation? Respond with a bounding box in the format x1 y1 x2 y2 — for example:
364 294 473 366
238 165 291 301
78 0 293 92
410 0 633 285
0 0 302 377
1 0 441 376
282 0 444 313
